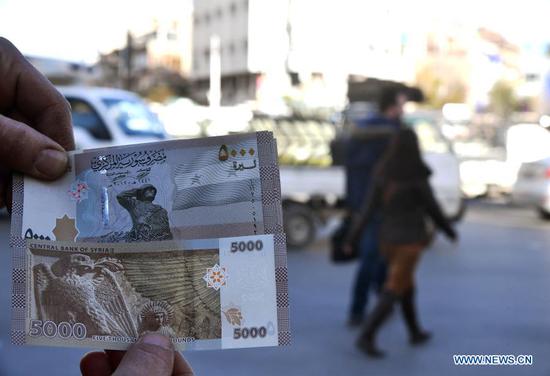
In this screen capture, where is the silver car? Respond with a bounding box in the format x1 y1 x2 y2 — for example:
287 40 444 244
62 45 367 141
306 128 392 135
512 157 550 219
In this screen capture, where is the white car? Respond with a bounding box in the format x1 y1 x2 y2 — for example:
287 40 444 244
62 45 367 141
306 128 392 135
460 123 550 198
58 86 167 149
512 158 550 219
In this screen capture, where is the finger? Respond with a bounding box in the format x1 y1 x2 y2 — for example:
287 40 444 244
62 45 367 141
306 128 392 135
0 37 74 151
105 350 126 370
80 351 113 376
106 348 192 375
5 108 30 126
0 114 68 180
173 352 194 376
113 333 174 376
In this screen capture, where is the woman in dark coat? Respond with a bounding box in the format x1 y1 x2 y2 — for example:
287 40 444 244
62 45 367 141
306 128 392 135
344 128 457 358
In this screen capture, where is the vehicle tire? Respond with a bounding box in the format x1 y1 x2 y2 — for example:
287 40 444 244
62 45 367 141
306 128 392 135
537 207 550 221
283 203 316 249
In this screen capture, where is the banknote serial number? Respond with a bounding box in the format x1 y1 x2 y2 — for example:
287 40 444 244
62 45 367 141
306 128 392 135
233 326 267 339
230 240 264 253
29 320 87 340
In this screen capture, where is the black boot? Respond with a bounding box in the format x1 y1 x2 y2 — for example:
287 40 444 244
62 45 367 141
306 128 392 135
356 291 396 358
401 287 431 345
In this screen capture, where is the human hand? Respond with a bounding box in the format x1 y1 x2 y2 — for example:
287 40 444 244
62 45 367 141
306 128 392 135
80 333 194 376
0 37 74 209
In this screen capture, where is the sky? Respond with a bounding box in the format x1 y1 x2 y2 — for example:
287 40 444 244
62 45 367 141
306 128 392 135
418 0 550 54
0 0 548 64
0 0 192 63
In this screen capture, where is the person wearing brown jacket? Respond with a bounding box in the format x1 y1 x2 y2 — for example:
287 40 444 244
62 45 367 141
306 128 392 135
344 128 457 358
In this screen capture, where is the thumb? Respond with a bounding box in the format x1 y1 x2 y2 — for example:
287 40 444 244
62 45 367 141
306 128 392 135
113 333 175 376
0 114 69 180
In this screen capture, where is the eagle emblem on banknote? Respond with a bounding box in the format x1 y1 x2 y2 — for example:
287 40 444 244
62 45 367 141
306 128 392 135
33 254 138 337
32 249 223 340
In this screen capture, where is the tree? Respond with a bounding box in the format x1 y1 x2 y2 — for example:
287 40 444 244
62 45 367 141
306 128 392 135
489 80 517 119
415 64 467 108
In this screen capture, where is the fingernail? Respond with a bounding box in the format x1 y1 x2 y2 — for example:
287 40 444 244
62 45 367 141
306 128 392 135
34 149 68 178
139 333 172 350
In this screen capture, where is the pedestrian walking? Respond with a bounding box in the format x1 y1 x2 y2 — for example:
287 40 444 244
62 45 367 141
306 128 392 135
344 128 457 357
344 86 406 326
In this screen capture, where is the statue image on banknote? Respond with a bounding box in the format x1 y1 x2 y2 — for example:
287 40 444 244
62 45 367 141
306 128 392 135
31 248 221 341
138 301 177 337
116 184 173 241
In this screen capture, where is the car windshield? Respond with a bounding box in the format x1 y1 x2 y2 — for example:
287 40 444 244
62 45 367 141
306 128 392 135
102 97 165 138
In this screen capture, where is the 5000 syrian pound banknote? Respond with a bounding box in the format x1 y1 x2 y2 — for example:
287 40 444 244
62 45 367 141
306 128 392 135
10 132 282 246
11 234 290 350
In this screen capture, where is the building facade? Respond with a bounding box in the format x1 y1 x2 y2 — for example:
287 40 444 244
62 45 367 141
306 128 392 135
191 0 424 109
191 0 528 112
191 0 290 106
95 13 192 97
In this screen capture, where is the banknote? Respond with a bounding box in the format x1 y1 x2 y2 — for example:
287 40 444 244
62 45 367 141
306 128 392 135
10 132 282 246
11 234 290 350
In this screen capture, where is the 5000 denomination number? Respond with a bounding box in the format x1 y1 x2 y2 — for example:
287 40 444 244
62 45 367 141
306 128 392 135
29 320 87 340
230 240 263 253
233 326 267 339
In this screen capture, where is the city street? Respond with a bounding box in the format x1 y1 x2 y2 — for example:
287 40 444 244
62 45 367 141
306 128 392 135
1 202 549 375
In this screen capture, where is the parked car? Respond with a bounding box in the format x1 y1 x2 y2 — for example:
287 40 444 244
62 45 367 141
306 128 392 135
58 86 167 149
512 157 550 219
460 123 550 198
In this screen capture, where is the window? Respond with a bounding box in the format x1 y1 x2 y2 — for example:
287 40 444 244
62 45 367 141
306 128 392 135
526 73 540 82
101 97 165 139
311 72 323 80
67 97 111 141
228 76 237 92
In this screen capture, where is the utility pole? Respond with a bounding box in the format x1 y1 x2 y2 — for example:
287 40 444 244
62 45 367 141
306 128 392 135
124 31 134 90
208 34 221 109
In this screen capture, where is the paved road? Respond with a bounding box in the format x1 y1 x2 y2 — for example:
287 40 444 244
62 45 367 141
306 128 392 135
0 203 549 376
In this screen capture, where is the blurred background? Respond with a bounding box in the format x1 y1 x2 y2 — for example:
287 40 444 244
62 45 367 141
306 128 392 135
1 0 550 375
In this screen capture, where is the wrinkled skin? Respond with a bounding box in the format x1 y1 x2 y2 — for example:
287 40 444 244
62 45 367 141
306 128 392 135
0 37 74 209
